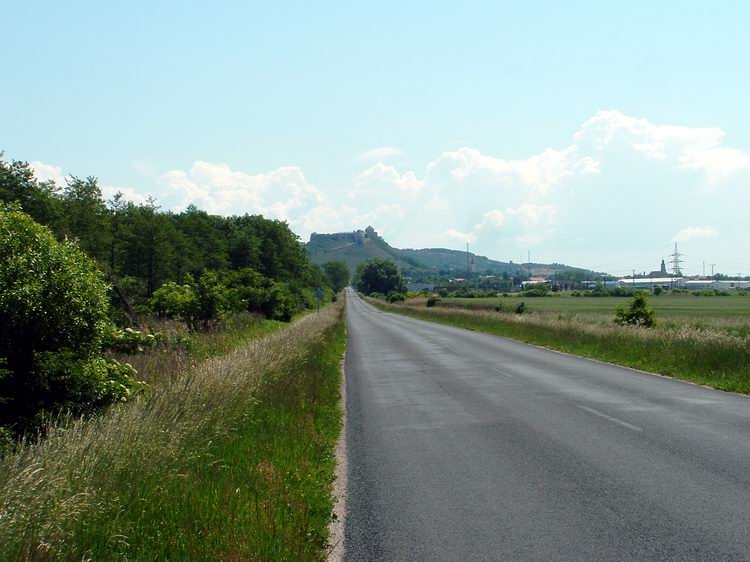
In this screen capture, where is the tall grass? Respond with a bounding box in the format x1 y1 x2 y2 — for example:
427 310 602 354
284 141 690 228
0 302 344 561
372 300 750 394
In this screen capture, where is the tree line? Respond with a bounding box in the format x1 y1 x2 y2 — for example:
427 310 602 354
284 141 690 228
0 153 351 319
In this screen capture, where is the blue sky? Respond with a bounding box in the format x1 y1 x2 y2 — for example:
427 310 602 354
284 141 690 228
2 1 750 276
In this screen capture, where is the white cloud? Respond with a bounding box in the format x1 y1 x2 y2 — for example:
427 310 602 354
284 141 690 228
672 226 720 242
575 110 750 184
355 162 424 193
445 229 477 244
29 160 67 186
504 204 557 228
357 146 404 161
157 161 326 223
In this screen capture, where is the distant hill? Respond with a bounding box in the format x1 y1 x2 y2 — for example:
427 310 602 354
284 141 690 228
306 226 423 273
306 227 599 279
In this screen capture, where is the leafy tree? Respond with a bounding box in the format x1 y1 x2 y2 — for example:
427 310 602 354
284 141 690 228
614 292 656 328
354 258 407 295
323 260 350 293
0 206 143 433
149 273 231 330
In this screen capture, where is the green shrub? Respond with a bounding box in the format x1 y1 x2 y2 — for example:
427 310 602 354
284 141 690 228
387 291 406 303
653 286 663 295
515 302 527 314
0 206 144 433
614 292 656 328
522 283 549 297
426 296 440 307
494 303 505 312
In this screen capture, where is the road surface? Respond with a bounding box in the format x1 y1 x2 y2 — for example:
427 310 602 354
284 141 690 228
343 289 750 561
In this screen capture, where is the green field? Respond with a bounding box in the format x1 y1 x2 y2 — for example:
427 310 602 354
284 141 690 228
444 294 750 319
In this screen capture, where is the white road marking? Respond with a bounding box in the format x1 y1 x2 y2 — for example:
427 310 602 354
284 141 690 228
578 405 643 432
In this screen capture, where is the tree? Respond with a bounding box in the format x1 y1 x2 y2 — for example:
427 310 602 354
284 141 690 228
354 258 407 295
0 155 63 232
323 261 350 293
614 292 656 328
61 176 112 264
0 206 143 433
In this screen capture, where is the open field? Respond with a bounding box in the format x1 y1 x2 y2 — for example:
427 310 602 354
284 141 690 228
443 293 750 319
370 297 750 394
0 303 345 561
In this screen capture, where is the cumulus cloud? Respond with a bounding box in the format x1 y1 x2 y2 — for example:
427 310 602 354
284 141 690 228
355 162 424 193
445 229 477 244
672 226 720 242
157 161 327 224
575 110 750 184
29 161 67 186
357 146 404 161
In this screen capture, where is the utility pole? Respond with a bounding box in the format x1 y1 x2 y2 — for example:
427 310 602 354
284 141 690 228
466 243 470 286
703 261 706 277
710 263 716 277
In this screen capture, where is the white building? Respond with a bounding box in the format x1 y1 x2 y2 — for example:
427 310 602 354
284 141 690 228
684 279 750 290
617 277 684 289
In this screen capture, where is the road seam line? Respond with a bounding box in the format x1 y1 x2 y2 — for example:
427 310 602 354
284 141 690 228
578 405 643 432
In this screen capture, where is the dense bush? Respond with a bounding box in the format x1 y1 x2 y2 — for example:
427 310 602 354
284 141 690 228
653 286 663 295
387 291 406 303
426 296 440 307
515 302 527 314
614 292 656 328
522 283 549 297
582 285 640 297
0 206 144 433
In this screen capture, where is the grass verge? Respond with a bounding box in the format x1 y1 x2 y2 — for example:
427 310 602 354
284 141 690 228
0 303 345 561
370 299 750 394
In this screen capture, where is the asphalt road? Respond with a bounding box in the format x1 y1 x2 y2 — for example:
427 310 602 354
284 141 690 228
343 289 750 561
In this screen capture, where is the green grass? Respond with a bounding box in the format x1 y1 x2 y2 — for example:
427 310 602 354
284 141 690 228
0 304 345 561
372 299 750 394
443 293 750 318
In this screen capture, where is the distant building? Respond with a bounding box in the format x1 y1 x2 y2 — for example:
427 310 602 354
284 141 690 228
617 277 682 289
521 277 549 288
684 279 750 290
647 259 669 278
